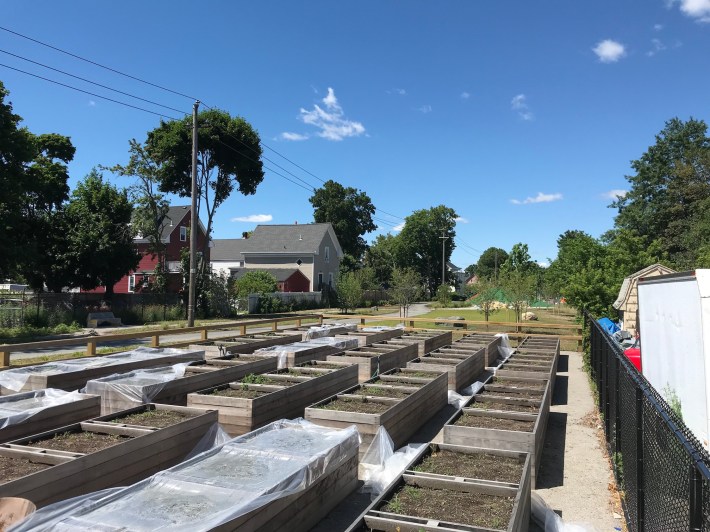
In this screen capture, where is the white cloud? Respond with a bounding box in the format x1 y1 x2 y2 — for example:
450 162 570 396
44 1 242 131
455 217 469 224
231 214 273 223
279 132 309 141
647 38 667 57
654 23 664 30
417 104 432 113
537 260 550 268
592 39 627 63
602 189 628 200
510 192 563 205
671 0 710 21
88 100 96 107
460 91 471 100
387 88 407 95
392 222 405 232
511 94 534 121
298 87 366 141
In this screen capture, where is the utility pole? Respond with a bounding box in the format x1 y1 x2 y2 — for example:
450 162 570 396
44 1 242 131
187 101 200 327
440 229 449 287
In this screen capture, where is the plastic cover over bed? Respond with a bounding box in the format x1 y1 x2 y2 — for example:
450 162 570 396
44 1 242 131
254 337 360 368
0 389 94 429
11 419 360 532
303 322 357 340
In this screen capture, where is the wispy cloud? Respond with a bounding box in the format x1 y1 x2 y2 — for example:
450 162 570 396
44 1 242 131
647 38 667 57
460 91 471 100
279 132 309 141
392 222 405 232
537 260 550 268
387 88 407 95
417 104 432 114
669 0 710 22
602 189 628 200
592 39 627 63
510 192 563 205
296 87 366 141
654 23 664 30
511 94 534 121
88 100 96 107
231 214 273 223
455 217 469 224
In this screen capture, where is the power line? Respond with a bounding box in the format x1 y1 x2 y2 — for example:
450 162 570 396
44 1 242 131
0 25 199 102
0 48 188 115
0 63 181 120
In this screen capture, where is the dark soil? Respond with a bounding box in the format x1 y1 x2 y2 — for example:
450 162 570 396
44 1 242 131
209 387 269 399
481 390 543 400
493 378 546 390
382 485 513 530
471 400 539 413
399 371 442 378
110 409 196 428
27 431 130 453
306 363 349 369
456 412 535 432
318 398 390 414
414 449 523 483
0 456 51 483
378 378 427 387
354 386 411 399
504 366 549 373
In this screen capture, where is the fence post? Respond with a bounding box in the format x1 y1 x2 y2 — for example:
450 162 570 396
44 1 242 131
271 320 278 331
614 355 621 455
151 334 160 347
604 342 611 439
297 318 302 327
636 386 645 532
200 328 208 341
689 463 703 532
0 350 9 367
240 325 246 336
577 326 583 352
86 340 96 356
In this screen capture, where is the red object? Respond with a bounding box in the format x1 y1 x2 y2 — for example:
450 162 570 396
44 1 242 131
624 345 642 372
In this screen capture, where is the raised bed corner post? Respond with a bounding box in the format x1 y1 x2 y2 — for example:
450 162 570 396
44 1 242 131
0 349 9 367
151 334 160 348
87 340 96 357
200 328 208 341
636 386 645 532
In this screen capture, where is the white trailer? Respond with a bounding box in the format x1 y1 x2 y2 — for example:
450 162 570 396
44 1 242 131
637 270 710 449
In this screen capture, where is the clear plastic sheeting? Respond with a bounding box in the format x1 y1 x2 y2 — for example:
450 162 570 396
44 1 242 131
0 347 205 392
447 390 472 410
531 493 598 532
11 419 359 532
360 427 424 500
303 323 357 340
0 389 91 430
361 325 404 333
460 381 485 397
255 337 360 369
495 332 515 360
83 363 193 415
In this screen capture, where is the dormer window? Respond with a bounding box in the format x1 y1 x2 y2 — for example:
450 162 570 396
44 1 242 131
325 246 330 263
180 226 187 242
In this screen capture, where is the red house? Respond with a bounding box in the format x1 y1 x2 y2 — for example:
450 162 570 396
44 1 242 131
83 205 210 294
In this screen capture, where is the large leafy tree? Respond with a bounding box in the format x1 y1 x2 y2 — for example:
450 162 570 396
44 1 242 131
231 271 278 299
397 205 457 295
364 234 400 287
310 179 376 261
64 170 140 298
475 247 508 281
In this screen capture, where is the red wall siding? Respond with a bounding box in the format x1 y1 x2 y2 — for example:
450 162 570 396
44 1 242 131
283 271 310 292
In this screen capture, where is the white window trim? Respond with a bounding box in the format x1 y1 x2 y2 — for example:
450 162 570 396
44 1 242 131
180 226 187 242
128 274 136 293
328 272 334 287
325 246 330 263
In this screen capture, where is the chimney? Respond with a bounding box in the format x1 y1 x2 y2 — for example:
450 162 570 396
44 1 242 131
294 221 298 225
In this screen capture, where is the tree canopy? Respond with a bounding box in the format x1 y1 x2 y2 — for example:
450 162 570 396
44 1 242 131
232 270 278 299
475 247 508 280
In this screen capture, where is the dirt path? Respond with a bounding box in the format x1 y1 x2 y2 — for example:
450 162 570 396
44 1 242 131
534 351 623 530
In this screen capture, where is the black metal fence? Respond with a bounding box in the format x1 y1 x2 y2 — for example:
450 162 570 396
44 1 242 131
586 310 710 532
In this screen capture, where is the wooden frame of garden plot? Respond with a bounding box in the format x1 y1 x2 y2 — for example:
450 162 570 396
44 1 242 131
336 327 405 347
187 332 303 357
443 377 551 488
455 333 504 367
347 442 531 532
326 342 418 382
0 403 218 508
496 346 559 390
0 390 101 444
304 369 448 455
515 337 561 356
384 330 453 357
185 362 359 436
275 323 358 341
250 338 359 368
406 346 485 392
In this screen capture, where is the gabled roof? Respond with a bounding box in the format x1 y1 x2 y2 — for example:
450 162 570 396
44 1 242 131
231 268 306 283
211 239 248 261
134 205 207 243
613 263 676 309
240 223 342 257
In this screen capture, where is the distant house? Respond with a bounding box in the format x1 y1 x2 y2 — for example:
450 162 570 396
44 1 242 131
613 263 676 336
211 223 342 292
83 205 210 295
447 262 468 295
231 268 311 293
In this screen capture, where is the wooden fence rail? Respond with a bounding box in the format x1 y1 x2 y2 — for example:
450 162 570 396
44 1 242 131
0 315 323 367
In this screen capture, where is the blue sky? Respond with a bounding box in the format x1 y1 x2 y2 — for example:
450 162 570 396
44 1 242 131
3 1 710 268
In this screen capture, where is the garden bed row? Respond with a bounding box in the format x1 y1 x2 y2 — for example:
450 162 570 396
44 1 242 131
384 330 453 357
326 341 418 382
456 333 504 367
189 332 302 358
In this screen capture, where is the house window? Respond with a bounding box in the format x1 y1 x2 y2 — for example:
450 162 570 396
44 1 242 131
180 226 187 242
329 273 334 287
318 273 323 291
128 275 136 293
325 246 330 263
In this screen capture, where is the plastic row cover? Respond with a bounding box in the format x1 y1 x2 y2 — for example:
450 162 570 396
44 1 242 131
11 419 359 532
0 389 92 430
531 493 598 532
255 337 360 369
0 347 204 392
83 363 192 415
447 381 486 410
303 322 357 340
495 332 515 360
360 427 425 499
361 325 404 333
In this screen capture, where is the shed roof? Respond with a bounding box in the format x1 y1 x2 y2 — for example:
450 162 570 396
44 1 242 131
613 263 676 309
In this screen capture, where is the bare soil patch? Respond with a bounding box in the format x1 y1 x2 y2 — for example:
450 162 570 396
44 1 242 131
110 409 196 428
0 456 50 483
318 398 390 414
415 449 523 483
455 413 535 432
209 387 269 399
382 485 513 530
354 386 411 399
480 389 543 400
493 378 546 390
28 431 129 453
471 400 539 413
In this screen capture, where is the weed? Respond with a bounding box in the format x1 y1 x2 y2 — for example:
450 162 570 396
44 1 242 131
663 384 683 420
613 451 624 488
240 373 267 389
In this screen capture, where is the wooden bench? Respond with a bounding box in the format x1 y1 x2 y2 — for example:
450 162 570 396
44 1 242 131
86 312 122 328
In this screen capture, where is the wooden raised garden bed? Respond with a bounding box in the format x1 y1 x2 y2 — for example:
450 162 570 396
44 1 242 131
188 332 302 357
305 369 448 454
0 403 218 508
497 350 558 390
277 323 358 340
515 337 561 356
326 342 418 382
251 337 359 368
0 347 205 393
348 442 531 532
339 327 405 347
456 333 504 367
443 378 551 488
0 390 101 444
186 362 359 436
385 330 453 356
406 346 485 391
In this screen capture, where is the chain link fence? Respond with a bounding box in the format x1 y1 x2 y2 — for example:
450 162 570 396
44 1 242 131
586 310 710 531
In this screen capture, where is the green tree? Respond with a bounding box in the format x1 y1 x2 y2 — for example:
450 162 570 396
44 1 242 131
475 247 508 281
468 276 500 322
232 271 278 299
397 205 457 296
501 243 534 274
310 179 376 261
64 169 140 298
337 272 363 313
389 267 422 317
436 284 452 306
500 269 535 322
545 231 605 297
364 234 399 287
355 267 380 291
464 264 477 278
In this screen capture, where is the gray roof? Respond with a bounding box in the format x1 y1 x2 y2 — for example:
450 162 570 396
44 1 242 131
240 223 340 255
231 268 304 283
612 263 676 309
134 205 206 242
211 239 248 261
